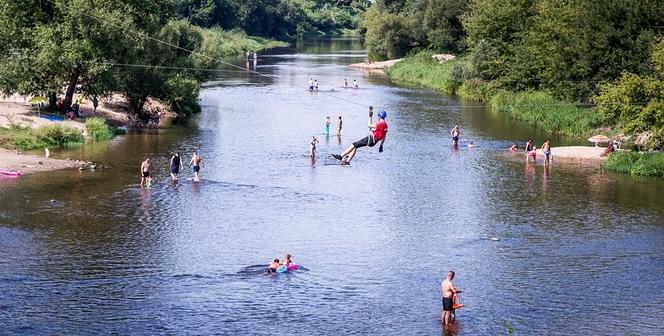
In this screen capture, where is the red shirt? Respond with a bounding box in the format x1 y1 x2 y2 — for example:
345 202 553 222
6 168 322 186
373 120 388 141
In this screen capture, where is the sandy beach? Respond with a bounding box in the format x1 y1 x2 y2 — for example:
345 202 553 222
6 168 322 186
349 59 403 70
0 148 86 175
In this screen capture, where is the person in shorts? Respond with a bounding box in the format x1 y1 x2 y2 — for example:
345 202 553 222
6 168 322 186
441 271 462 326
332 107 388 165
140 158 151 188
169 153 183 181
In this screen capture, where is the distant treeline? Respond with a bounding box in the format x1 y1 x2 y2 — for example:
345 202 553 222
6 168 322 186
365 0 664 149
0 0 368 120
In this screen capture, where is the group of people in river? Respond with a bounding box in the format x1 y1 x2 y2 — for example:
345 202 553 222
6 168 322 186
266 253 295 274
514 138 553 164
139 151 203 187
308 78 359 92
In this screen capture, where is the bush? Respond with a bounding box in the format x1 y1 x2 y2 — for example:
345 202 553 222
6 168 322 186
85 117 115 141
386 52 462 94
34 124 85 147
491 91 605 136
604 151 664 177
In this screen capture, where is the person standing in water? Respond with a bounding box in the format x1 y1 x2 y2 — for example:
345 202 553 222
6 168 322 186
450 124 460 146
253 52 258 60
169 153 183 181
337 115 343 136
310 136 319 158
332 107 388 165
343 78 348 88
526 139 536 163
314 79 319 91
325 116 331 135
188 151 203 182
541 139 552 164
441 271 462 326
352 79 359 89
308 78 314 91
140 158 151 188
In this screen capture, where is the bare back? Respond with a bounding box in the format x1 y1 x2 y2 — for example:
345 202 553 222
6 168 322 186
442 279 455 298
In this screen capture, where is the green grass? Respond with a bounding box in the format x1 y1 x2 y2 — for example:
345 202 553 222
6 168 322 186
386 52 461 94
491 91 605 137
196 28 289 62
603 151 664 177
0 124 84 150
85 117 115 141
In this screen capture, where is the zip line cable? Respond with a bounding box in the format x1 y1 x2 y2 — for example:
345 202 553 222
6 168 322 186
47 0 374 109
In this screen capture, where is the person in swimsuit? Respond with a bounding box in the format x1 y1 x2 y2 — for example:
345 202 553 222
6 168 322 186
283 254 293 267
541 139 552 164
343 78 348 88
352 79 359 89
510 143 519 151
308 78 314 91
310 136 319 158
450 124 460 146
526 139 536 163
314 80 319 91
325 116 331 135
253 52 258 60
170 153 183 181
441 271 462 326
267 259 281 273
188 151 203 182
140 158 151 188
337 116 343 136
332 107 388 165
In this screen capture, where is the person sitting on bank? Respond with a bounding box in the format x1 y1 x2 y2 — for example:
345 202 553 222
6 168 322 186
601 141 616 157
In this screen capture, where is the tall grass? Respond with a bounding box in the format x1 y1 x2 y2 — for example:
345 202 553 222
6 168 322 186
85 117 115 141
604 151 664 177
194 28 288 68
491 91 605 136
386 52 461 94
0 124 84 150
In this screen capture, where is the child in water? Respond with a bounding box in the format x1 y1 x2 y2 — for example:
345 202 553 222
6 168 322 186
310 136 319 158
325 116 331 135
283 254 293 266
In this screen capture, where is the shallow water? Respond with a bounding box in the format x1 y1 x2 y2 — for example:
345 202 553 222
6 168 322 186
1 38 663 335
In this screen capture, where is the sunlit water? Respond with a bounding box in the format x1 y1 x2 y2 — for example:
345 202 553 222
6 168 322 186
1 38 663 335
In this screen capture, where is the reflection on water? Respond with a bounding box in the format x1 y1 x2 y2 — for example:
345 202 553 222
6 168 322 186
1 38 663 335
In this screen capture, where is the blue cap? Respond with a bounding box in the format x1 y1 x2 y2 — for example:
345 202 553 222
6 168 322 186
378 110 387 119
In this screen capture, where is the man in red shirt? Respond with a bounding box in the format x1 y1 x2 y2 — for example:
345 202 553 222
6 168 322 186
332 107 388 164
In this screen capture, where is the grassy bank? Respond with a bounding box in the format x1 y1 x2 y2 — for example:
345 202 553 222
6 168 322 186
196 28 289 64
603 151 664 177
385 52 606 137
0 125 84 151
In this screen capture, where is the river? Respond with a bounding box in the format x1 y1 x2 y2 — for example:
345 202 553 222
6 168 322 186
1 38 663 335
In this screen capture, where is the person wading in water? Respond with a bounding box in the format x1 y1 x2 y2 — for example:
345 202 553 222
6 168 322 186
331 106 388 165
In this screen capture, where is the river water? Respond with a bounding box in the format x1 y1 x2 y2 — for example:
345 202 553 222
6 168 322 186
1 39 663 335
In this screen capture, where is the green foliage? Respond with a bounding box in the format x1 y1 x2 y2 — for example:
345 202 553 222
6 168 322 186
491 91 605 136
164 75 201 116
85 117 115 141
604 152 664 177
0 124 85 151
386 53 461 93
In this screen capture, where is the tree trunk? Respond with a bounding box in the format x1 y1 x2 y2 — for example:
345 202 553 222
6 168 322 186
63 69 80 110
48 92 57 110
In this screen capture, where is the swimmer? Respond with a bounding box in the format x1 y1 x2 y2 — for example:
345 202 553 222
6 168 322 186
332 107 388 165
325 116 331 135
310 136 319 158
450 124 460 146
169 153 183 181
337 115 343 136
267 259 281 273
140 158 151 188
343 78 348 88
510 143 518 151
352 79 358 89
188 151 203 182
525 139 536 163
541 139 552 164
467 141 476 148
441 271 462 326
283 254 293 266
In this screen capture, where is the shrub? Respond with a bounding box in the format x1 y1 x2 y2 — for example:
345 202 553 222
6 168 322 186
386 52 462 94
491 91 605 136
33 124 85 147
85 117 115 141
603 151 664 177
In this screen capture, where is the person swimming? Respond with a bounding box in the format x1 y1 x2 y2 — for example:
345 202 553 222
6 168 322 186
467 141 476 148
510 143 518 151
352 79 358 89
267 259 281 273
283 254 293 266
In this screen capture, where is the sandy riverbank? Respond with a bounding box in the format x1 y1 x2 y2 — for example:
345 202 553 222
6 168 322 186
0 148 86 175
349 59 403 70
534 146 608 163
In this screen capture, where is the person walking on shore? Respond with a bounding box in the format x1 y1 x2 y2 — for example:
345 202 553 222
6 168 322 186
188 151 203 182
140 158 151 188
450 124 460 146
441 271 462 326
169 153 183 181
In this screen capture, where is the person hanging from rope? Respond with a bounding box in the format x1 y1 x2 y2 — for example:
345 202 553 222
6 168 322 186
331 106 388 165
